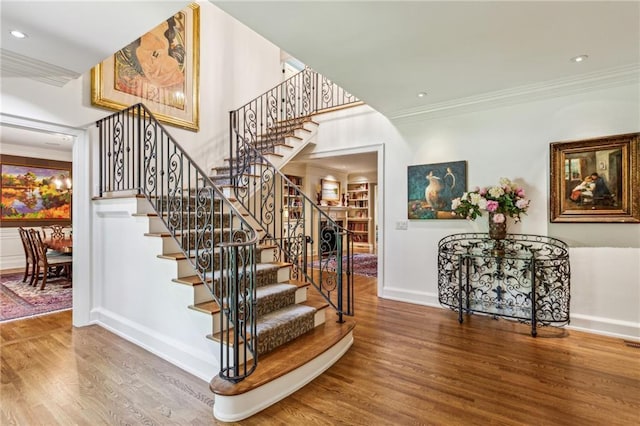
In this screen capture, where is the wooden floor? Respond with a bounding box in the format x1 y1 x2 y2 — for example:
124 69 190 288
2 273 639 425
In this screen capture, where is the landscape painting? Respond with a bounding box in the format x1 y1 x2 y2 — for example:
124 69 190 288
1 162 71 222
408 161 467 219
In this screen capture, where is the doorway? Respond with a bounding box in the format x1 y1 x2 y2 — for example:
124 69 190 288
0 115 91 326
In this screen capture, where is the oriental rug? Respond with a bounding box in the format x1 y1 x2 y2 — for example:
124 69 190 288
0 272 72 322
308 253 378 277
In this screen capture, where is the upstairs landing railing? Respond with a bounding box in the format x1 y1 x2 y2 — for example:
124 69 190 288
229 68 360 320
96 104 258 383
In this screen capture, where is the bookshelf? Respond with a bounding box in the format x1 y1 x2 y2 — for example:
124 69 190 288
347 182 372 249
284 175 304 237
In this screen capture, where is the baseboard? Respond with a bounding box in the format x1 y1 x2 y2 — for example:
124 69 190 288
568 313 640 340
213 331 354 422
90 307 219 381
0 255 24 271
380 288 640 341
380 286 440 308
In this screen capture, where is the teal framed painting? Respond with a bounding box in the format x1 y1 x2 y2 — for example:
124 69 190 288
408 161 467 219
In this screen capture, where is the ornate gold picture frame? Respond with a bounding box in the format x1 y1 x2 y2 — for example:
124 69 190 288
91 3 200 131
550 132 639 223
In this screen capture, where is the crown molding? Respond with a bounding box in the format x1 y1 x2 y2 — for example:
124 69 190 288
389 64 640 124
0 48 80 87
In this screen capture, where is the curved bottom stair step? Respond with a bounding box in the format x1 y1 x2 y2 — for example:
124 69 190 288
209 318 356 421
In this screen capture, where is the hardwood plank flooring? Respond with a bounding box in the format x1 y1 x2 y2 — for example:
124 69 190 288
2 274 639 425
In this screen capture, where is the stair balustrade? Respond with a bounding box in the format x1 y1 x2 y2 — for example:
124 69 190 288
229 68 359 320
97 104 258 383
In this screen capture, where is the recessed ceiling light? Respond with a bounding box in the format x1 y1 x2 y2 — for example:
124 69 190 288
417 92 427 98
10 30 28 39
570 55 589 63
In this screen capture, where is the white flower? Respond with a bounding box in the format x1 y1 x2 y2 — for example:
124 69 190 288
499 177 511 186
451 198 461 210
469 192 483 205
461 192 469 201
488 186 505 198
516 199 530 209
477 198 488 210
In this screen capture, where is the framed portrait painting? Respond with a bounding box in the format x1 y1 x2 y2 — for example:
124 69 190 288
550 132 639 223
407 161 467 219
91 3 200 131
1 155 72 227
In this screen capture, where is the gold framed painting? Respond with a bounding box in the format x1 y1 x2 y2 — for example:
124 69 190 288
550 132 639 223
1 154 72 227
321 178 341 205
91 3 200 131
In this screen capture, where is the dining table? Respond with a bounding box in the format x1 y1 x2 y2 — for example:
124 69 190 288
44 237 73 254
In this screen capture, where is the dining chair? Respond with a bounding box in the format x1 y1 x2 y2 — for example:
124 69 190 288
43 225 65 240
18 227 37 284
28 229 72 290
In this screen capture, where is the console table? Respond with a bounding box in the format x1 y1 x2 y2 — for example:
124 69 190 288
437 233 570 336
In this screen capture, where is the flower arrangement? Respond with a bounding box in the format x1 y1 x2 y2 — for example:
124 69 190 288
451 177 530 224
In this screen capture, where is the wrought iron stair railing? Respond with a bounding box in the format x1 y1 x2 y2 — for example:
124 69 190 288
96 104 258 383
229 67 360 320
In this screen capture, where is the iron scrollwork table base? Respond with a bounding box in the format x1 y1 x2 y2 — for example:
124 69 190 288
437 233 570 337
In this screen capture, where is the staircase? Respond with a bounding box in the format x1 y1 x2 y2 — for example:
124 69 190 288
94 68 361 421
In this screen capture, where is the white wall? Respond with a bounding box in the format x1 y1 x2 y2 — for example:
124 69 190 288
0 2 282 169
0 3 284 333
308 83 640 339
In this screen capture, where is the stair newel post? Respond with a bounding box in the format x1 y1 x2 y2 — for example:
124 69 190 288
336 231 344 323
313 68 319 113
231 244 241 379
97 121 103 197
136 105 142 195
229 111 235 188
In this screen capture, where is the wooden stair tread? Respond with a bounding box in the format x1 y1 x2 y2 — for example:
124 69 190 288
189 301 221 315
210 319 355 396
300 299 330 311
207 330 253 345
92 193 145 201
281 279 311 289
172 275 209 286
158 252 191 261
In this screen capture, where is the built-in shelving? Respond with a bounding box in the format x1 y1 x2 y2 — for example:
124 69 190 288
284 175 304 236
347 182 372 249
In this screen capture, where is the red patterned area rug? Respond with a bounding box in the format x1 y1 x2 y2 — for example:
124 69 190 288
309 253 378 277
0 272 72 322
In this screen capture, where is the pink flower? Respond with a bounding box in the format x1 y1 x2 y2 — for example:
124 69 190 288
492 213 506 223
473 186 480 192
486 200 499 212
516 199 529 209
516 188 526 197
479 187 488 196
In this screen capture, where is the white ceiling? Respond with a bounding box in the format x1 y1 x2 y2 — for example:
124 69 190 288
0 125 74 152
1 1 638 172
0 0 189 85
213 1 640 118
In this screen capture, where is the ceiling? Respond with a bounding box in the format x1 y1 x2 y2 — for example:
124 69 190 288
213 1 640 118
0 125 74 152
0 1 189 86
1 1 638 172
